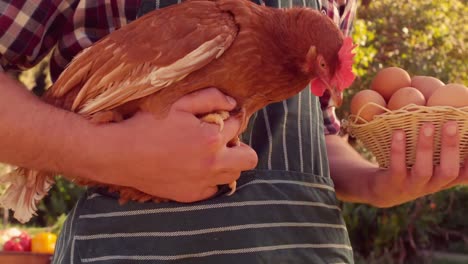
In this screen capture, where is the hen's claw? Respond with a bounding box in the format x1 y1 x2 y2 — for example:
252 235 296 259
228 136 241 147
227 180 237 196
201 111 238 196
200 111 230 131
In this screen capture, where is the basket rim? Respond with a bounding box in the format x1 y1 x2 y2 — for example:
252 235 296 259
346 103 468 128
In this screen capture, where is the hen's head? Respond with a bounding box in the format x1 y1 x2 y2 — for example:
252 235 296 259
284 7 357 107
303 37 357 107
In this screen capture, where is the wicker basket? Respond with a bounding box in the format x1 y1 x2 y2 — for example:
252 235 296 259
345 103 468 168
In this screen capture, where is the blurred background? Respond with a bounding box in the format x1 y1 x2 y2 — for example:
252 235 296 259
1 0 467 263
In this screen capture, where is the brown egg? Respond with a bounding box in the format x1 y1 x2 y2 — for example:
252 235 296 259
350 90 387 122
427 83 468 107
387 87 426 110
371 67 411 101
411 75 445 99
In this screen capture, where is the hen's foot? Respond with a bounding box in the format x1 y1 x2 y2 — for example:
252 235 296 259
227 136 241 147
90 110 124 124
227 180 237 196
200 111 230 131
201 112 240 196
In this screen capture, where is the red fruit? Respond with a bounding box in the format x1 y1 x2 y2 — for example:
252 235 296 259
3 238 24 251
18 233 32 251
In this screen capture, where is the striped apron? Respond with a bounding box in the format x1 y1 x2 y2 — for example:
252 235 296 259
52 1 353 263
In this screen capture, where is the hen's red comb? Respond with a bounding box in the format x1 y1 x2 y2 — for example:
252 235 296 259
335 37 357 91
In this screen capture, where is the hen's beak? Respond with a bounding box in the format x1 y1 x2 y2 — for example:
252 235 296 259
328 85 343 108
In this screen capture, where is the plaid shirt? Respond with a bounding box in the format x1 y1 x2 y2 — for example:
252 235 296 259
0 0 356 134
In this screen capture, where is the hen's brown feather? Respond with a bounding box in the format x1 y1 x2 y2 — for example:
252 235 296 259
49 1 238 118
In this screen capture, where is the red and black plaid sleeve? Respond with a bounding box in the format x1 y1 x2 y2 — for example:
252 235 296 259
0 1 79 70
0 0 140 78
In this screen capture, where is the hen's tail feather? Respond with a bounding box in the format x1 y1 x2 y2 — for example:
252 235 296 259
0 168 55 223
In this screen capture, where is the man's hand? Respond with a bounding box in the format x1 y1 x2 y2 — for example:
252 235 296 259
326 122 467 207
368 121 468 207
0 73 257 203
79 88 258 202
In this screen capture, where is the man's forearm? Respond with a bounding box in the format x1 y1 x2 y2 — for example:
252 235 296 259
0 73 97 178
0 74 258 202
325 134 381 204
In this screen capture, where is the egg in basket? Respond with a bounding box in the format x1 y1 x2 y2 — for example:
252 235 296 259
345 67 468 168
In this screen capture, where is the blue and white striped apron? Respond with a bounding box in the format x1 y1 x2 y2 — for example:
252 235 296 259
52 1 353 263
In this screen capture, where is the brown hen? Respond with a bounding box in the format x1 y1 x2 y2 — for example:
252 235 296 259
0 0 356 223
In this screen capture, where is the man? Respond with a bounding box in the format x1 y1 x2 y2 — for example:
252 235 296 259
0 0 466 263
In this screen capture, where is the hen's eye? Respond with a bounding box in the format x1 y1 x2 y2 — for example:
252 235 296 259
318 56 327 69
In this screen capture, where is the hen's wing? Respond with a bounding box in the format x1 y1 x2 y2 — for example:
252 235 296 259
48 1 237 116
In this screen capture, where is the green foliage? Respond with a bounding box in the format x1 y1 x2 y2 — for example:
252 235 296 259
7 214 67 236
345 188 468 262
341 0 468 262
32 178 85 227
355 0 467 84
